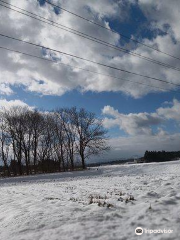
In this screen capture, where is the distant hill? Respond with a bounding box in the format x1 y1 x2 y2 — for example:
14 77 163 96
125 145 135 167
87 158 135 167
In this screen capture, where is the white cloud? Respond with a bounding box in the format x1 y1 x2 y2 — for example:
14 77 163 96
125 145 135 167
102 99 180 136
0 99 32 110
102 105 163 135
0 83 13 95
0 0 179 98
157 99 180 121
138 0 180 40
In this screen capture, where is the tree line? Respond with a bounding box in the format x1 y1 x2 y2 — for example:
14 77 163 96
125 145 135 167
0 106 109 177
144 150 180 162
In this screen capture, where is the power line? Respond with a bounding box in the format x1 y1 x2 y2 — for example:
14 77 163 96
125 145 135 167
0 1 180 72
0 45 177 94
44 0 180 60
0 32 179 87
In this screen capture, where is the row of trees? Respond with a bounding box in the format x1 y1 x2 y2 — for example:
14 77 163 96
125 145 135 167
144 150 180 162
0 107 108 176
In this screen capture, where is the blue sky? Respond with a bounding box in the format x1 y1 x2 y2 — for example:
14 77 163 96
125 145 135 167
0 0 180 161
7 85 180 115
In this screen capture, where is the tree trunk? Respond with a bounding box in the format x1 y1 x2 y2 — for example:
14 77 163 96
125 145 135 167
33 135 38 174
81 150 86 169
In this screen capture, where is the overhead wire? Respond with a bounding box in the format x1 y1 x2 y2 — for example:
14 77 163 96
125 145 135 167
0 33 179 87
0 1 180 72
44 0 180 61
0 45 177 94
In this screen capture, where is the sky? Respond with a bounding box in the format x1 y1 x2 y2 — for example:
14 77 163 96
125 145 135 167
0 0 180 161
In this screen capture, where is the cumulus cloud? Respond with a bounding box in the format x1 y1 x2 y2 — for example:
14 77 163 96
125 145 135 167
0 83 13 95
138 0 180 40
102 99 180 136
102 105 163 135
101 100 180 159
0 99 32 110
157 99 180 121
0 0 179 98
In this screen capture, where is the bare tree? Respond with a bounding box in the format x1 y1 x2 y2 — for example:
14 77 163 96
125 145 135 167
60 108 77 171
51 111 66 171
30 110 44 173
0 112 11 176
0 106 109 176
3 107 25 175
71 108 109 169
37 114 55 172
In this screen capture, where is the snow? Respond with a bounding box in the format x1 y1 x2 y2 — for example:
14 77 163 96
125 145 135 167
0 160 180 240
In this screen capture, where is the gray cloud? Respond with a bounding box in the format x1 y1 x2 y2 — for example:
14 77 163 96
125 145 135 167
106 132 180 159
0 0 179 98
138 0 180 40
102 99 180 136
102 105 163 135
157 99 180 121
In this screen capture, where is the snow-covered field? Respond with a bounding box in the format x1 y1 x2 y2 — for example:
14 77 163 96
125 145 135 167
0 161 180 240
